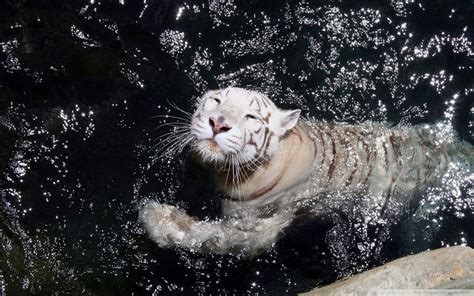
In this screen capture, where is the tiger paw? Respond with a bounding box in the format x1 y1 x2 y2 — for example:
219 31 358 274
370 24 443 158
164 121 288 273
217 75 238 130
139 201 196 247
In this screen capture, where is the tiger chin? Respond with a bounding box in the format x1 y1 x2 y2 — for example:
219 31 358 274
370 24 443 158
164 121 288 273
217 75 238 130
139 87 473 256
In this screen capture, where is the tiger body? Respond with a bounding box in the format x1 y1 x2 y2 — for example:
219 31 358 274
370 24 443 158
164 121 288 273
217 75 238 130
140 87 472 255
220 120 468 220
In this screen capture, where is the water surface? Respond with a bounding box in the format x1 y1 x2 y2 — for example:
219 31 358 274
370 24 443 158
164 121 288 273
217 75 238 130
0 0 473 294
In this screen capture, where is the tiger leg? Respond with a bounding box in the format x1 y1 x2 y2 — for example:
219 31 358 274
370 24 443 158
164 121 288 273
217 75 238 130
139 201 197 247
140 200 293 255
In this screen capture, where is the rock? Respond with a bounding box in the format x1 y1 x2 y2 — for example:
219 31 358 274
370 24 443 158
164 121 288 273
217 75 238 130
301 246 474 296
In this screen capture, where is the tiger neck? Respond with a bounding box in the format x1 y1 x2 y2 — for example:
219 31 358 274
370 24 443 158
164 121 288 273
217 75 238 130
216 123 316 202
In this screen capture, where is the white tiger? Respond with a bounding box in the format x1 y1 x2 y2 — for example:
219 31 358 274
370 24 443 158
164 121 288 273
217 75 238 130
140 87 473 256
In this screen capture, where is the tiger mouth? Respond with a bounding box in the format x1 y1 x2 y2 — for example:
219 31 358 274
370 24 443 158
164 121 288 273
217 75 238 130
206 139 220 151
194 138 246 164
197 139 226 156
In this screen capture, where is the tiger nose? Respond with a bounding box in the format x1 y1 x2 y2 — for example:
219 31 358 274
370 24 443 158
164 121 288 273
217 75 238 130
209 116 232 134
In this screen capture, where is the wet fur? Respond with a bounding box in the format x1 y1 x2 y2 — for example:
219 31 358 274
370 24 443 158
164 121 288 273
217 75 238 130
140 88 473 256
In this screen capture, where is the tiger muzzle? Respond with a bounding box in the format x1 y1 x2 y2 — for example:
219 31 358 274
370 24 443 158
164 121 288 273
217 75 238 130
209 116 232 135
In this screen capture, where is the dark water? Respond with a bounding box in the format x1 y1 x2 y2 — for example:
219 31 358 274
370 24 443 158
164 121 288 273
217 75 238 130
0 0 473 294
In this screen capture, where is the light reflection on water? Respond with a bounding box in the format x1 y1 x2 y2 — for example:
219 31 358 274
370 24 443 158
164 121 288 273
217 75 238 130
0 0 472 294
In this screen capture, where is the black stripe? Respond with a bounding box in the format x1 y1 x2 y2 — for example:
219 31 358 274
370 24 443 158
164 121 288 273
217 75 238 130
322 132 328 172
346 144 359 186
263 131 274 155
327 133 337 180
260 127 271 154
312 126 324 169
363 148 374 185
227 138 240 146
390 134 402 165
346 162 358 186
196 123 205 129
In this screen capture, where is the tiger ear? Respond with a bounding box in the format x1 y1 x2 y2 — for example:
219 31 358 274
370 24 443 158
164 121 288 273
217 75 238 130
279 109 301 132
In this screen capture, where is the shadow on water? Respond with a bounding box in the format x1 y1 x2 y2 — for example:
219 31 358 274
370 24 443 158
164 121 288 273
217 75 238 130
0 0 473 294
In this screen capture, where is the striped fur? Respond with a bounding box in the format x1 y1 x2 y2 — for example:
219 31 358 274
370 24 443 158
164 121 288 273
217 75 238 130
189 87 301 201
140 88 473 256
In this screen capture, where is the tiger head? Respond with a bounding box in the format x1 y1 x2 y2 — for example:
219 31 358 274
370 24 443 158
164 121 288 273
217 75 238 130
190 87 301 166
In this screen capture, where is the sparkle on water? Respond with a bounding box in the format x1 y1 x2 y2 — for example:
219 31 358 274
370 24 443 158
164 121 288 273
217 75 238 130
0 0 472 294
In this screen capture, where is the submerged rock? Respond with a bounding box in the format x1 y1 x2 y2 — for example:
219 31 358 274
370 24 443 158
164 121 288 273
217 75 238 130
301 246 474 295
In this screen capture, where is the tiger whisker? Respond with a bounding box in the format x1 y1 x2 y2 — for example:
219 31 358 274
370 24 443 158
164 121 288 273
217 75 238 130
154 128 190 137
230 155 238 199
149 131 191 152
232 155 245 203
152 128 190 140
152 134 194 161
152 137 187 159
164 136 194 158
224 154 231 191
166 99 193 119
155 124 191 132
147 104 195 162
151 129 192 154
150 114 192 121
153 123 191 131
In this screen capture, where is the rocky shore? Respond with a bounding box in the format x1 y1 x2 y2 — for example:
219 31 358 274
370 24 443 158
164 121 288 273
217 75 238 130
301 246 474 296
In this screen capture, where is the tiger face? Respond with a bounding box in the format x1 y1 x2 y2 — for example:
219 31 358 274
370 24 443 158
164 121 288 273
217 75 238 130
190 87 301 165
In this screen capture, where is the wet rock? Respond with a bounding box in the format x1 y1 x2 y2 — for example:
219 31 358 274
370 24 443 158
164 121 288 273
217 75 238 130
301 246 474 295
